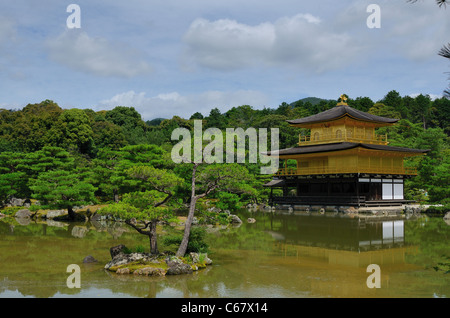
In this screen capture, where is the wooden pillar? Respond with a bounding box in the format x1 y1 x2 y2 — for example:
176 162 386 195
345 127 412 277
356 176 360 206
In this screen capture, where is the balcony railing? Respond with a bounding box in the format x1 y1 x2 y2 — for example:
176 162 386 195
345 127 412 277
299 133 388 146
276 165 417 176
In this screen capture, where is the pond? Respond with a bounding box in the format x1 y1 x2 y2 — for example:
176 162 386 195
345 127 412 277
0 210 449 298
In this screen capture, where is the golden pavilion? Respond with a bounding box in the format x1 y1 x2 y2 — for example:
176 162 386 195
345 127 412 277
265 95 429 207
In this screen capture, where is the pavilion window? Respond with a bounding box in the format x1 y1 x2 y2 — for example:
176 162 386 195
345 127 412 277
313 132 320 141
347 128 353 138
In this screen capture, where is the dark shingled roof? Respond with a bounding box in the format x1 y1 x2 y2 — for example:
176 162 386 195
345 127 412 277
263 179 286 187
266 142 429 156
287 105 399 125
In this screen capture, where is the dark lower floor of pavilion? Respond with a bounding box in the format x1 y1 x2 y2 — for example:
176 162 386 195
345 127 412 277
265 174 415 207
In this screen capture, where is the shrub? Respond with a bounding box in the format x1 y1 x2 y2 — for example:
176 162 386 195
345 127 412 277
162 227 209 253
215 192 241 211
123 245 146 254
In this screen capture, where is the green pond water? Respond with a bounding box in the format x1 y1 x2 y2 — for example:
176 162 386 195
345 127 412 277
0 210 449 298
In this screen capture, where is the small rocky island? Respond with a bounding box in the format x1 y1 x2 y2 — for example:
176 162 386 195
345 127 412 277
105 244 213 276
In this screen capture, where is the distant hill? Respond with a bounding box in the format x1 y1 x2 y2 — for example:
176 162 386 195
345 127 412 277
290 97 333 107
146 118 166 126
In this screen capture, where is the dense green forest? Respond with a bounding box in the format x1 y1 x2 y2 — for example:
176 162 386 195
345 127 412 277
1 90 449 215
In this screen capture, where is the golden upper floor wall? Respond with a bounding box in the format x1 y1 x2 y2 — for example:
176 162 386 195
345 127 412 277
301 117 388 146
276 150 417 176
288 95 398 146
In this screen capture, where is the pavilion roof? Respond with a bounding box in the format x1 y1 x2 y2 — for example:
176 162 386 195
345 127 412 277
266 142 429 156
287 105 399 126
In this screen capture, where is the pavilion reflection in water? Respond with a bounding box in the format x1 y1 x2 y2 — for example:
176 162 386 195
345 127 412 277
261 213 417 268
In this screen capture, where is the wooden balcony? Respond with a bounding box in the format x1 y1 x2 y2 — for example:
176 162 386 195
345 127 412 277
275 165 417 177
299 133 388 146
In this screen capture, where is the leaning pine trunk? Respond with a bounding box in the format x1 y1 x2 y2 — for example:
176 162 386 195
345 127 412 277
176 197 197 257
176 164 199 257
149 220 158 255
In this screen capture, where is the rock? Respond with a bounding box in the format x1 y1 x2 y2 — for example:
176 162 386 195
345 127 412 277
166 263 193 275
15 209 31 218
46 220 67 228
90 213 101 221
8 197 25 207
189 252 212 265
247 218 256 223
165 256 183 267
293 205 310 211
71 226 88 238
23 199 31 208
83 255 98 263
444 212 450 225
164 256 193 275
207 207 221 213
105 252 152 270
46 210 67 219
133 267 165 276
116 268 130 275
15 217 30 225
229 214 242 224
110 244 127 259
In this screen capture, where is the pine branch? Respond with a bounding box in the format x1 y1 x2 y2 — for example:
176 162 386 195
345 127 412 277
407 0 447 8
438 44 450 59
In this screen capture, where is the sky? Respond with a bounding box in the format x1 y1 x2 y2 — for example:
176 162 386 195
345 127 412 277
0 0 449 121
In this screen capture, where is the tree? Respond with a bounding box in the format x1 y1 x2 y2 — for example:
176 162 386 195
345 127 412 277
92 144 173 202
159 116 193 143
105 106 149 145
48 108 94 155
92 148 127 202
29 169 97 220
22 146 75 176
380 90 408 118
91 120 127 151
368 102 401 119
348 96 374 112
2 100 63 152
253 114 299 149
433 97 450 133
205 108 226 129
0 147 75 203
414 127 448 159
428 149 450 203
414 94 433 130
0 152 28 204
190 112 204 120
99 166 183 254
176 163 253 257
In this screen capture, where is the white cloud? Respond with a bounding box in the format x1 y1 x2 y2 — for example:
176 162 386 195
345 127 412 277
409 93 442 101
0 17 16 46
98 89 270 120
45 30 152 77
183 18 275 70
334 0 450 62
183 13 360 72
